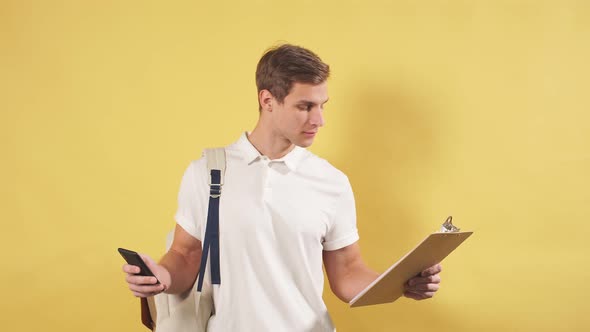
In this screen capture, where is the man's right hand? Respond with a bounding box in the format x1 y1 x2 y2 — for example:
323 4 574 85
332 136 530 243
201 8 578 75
122 254 172 298
122 224 202 297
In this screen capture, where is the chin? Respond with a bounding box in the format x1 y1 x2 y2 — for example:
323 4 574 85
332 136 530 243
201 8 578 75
296 138 315 148
298 142 313 148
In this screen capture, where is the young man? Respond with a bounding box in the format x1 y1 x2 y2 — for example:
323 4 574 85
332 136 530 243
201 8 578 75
123 44 442 331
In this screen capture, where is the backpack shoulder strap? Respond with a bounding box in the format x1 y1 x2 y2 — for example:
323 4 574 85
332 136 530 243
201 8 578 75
204 148 226 187
196 147 225 292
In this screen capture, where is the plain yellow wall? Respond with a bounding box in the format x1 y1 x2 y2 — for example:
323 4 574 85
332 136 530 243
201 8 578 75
2 0 589 331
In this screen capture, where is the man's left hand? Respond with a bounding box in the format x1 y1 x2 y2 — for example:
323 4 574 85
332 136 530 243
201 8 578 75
404 264 442 300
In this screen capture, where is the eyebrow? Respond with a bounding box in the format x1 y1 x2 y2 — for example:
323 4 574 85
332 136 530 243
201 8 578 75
296 98 329 105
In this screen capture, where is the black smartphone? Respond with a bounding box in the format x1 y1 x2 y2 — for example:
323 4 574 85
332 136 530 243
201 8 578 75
118 247 160 284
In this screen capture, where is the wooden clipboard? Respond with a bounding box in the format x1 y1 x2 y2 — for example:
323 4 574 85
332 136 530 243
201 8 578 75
349 231 473 307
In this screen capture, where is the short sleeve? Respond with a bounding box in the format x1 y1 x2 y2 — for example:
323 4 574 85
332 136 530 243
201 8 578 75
322 178 360 251
174 159 208 241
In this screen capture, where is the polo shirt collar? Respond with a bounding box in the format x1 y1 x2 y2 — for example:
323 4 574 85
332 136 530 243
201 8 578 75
236 132 307 171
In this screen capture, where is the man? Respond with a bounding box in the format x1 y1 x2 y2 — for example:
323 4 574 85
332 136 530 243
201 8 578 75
123 44 442 331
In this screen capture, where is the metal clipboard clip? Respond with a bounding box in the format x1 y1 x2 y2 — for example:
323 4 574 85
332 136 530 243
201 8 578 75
439 216 461 233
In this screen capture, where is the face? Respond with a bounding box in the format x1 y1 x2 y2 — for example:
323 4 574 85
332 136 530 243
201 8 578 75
267 82 329 148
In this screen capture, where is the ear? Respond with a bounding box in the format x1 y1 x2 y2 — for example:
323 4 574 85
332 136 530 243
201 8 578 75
258 89 274 112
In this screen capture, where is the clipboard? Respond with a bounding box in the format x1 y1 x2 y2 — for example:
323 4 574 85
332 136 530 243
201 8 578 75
349 218 473 307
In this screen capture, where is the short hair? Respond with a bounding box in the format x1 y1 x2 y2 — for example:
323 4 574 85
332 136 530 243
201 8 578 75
256 44 330 110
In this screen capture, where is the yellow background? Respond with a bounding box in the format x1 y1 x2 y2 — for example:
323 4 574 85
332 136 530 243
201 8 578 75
2 0 589 331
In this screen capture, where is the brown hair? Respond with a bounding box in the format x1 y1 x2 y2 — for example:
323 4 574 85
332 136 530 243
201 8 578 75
256 44 330 110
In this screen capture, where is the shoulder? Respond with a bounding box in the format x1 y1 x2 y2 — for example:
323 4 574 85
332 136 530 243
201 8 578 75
186 155 208 173
184 142 239 174
179 154 208 188
300 150 350 188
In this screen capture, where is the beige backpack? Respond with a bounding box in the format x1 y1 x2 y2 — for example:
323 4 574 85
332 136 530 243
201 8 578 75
140 148 226 331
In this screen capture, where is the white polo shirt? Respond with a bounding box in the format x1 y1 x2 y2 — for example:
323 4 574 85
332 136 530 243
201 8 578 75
175 132 359 332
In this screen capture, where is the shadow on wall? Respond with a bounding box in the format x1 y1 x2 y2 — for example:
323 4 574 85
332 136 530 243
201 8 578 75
334 79 439 255
325 78 468 332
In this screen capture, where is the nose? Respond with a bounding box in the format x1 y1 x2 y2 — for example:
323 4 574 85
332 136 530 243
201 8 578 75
309 107 325 128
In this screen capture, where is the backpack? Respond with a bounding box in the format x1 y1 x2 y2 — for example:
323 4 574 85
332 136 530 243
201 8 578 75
140 148 226 331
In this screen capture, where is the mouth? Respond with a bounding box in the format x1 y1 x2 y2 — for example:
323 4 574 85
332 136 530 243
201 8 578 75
303 131 317 137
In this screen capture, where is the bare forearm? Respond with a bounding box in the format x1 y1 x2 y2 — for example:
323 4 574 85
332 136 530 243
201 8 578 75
159 248 200 294
331 264 379 303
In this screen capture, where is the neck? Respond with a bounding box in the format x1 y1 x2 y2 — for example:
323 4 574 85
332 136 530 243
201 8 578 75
247 121 295 160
